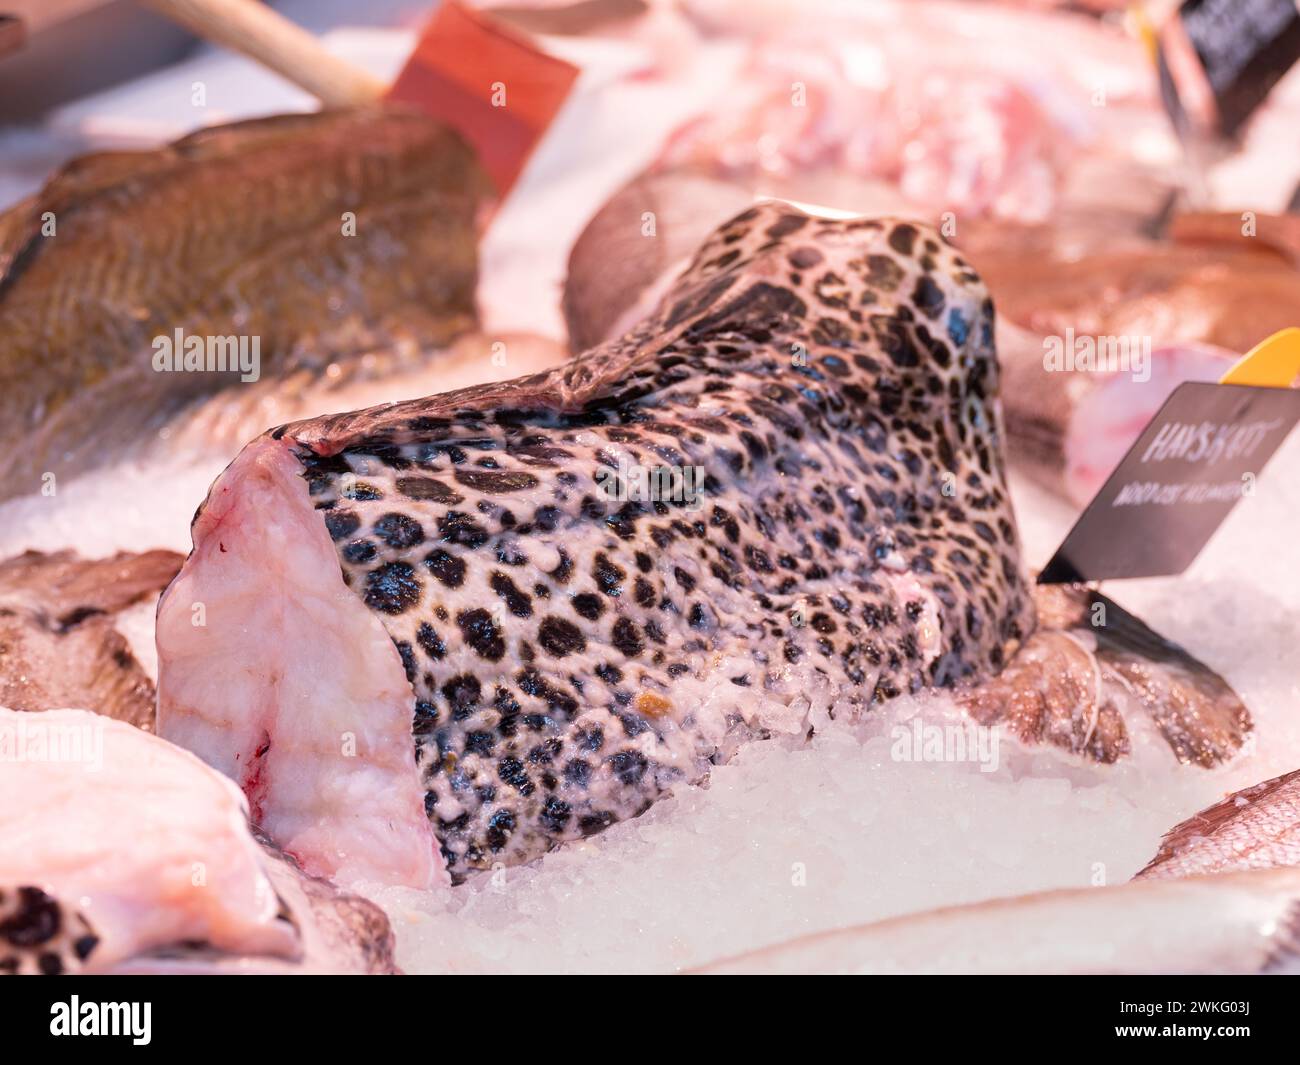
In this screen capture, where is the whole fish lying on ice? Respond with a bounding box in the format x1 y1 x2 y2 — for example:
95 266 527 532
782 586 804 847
156 203 1249 890
0 707 397 975
0 105 488 504
696 767 1300 974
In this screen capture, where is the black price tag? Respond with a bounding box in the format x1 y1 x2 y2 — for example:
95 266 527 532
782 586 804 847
1175 0 1300 137
1038 383 1300 584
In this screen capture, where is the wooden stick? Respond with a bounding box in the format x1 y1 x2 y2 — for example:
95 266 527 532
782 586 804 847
140 0 386 106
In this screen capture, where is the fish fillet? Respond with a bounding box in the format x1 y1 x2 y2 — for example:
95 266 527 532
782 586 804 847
0 707 397 975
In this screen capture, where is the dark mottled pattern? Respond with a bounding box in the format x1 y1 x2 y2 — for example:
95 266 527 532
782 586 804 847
0 886 98 976
287 205 1035 880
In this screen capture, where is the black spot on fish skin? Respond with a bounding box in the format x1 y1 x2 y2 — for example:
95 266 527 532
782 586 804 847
571 593 604 620
498 757 534 797
564 759 591 787
364 562 421 614
538 616 587 658
416 622 446 660
343 540 377 564
396 477 462 504
888 223 918 255
424 549 466 588
611 617 644 657
593 553 625 596
455 469 540 493
458 608 505 661
486 809 516 850
374 512 425 549
0 887 61 946
324 510 360 540
443 674 482 717
490 571 534 618
608 750 648 787
437 511 490 549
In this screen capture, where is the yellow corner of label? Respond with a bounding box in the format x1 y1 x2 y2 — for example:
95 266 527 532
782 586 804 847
1218 328 1300 388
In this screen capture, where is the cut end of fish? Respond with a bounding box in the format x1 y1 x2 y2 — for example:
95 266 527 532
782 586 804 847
996 319 1239 507
0 707 285 973
156 437 446 890
959 584 1252 767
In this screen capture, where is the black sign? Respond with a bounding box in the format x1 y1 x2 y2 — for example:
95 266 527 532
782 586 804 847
1039 383 1300 584
1178 0 1300 136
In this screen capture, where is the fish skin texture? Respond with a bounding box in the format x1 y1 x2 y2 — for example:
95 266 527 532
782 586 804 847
565 187 1300 506
1136 768 1300 880
0 105 489 503
0 708 398 976
158 202 1248 887
0 549 182 731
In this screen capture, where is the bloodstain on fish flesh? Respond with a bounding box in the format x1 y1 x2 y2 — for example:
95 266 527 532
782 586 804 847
0 105 489 503
156 203 1249 887
0 549 181 731
0 707 398 975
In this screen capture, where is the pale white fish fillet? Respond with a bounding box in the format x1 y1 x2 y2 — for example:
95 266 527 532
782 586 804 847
155 439 444 890
692 868 1300 975
0 707 293 971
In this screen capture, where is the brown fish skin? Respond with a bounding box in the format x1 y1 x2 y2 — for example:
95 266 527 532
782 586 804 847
0 549 182 730
0 105 490 503
1136 768 1300 880
563 172 754 352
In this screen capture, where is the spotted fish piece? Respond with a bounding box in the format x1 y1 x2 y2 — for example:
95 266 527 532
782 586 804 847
156 203 1247 886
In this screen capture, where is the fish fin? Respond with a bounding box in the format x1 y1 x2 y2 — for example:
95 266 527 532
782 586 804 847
0 885 99 976
959 584 1250 767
